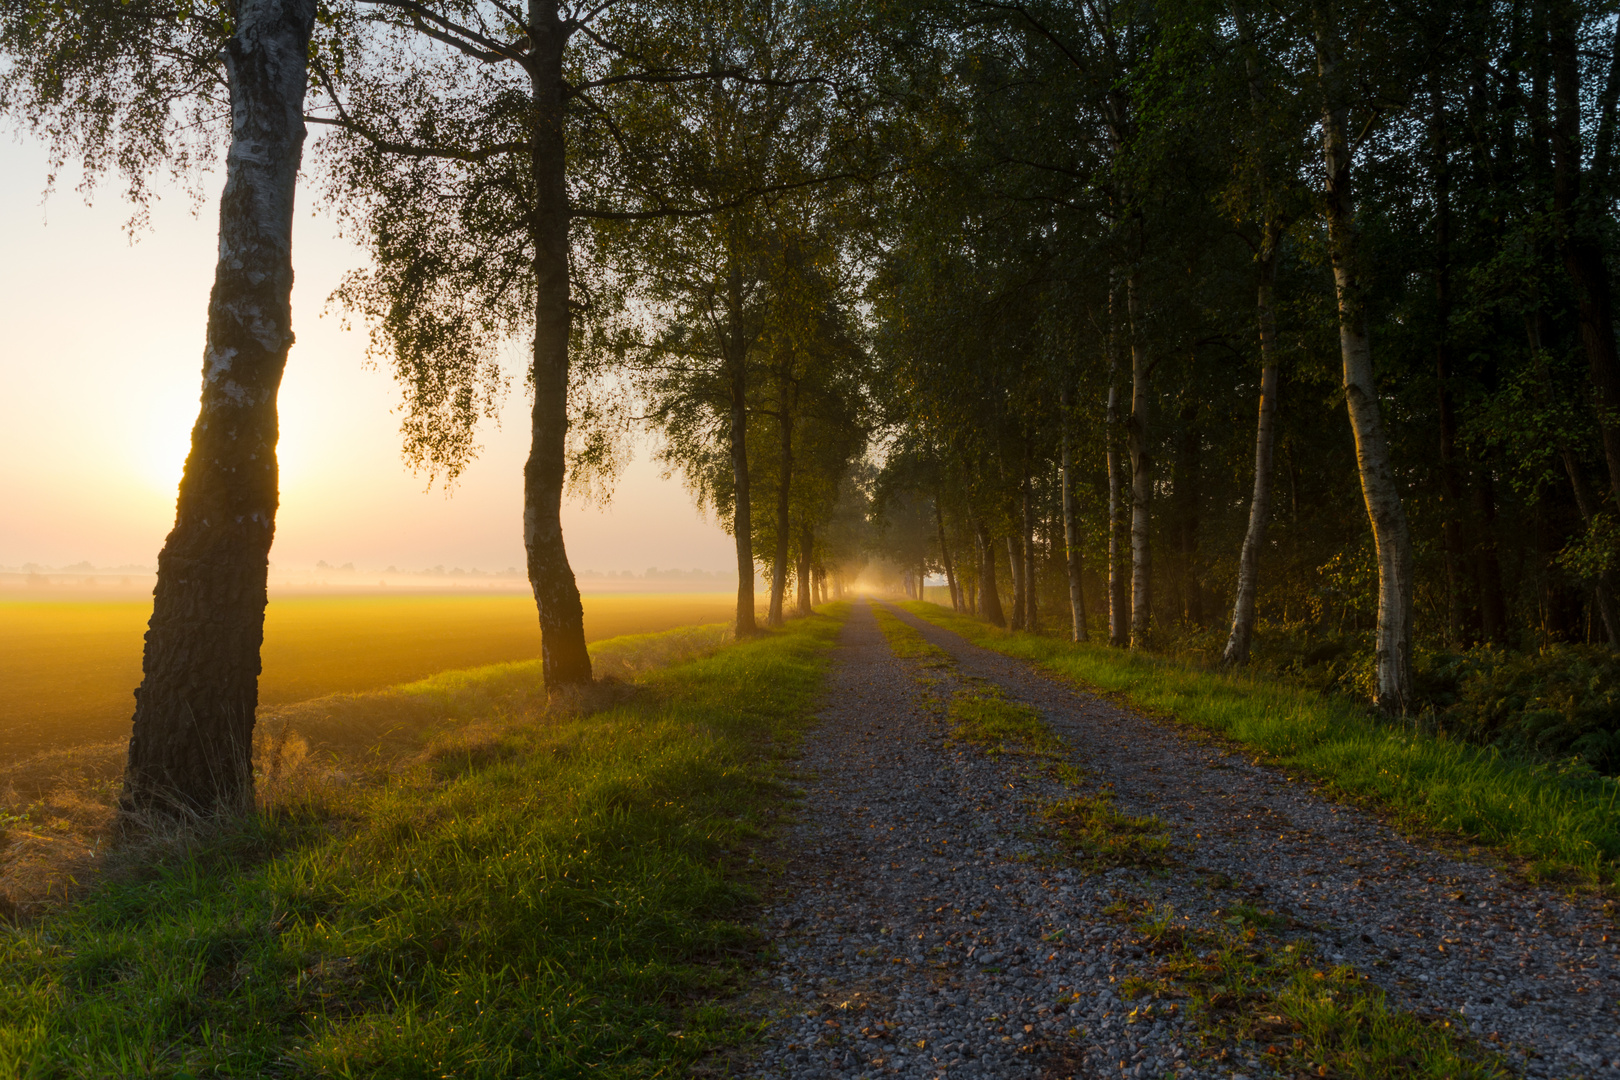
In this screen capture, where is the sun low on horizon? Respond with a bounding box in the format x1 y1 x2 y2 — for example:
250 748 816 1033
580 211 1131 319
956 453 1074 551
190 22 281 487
0 144 735 578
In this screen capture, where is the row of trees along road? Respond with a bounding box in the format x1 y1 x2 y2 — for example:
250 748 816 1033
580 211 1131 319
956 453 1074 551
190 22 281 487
4 0 1620 817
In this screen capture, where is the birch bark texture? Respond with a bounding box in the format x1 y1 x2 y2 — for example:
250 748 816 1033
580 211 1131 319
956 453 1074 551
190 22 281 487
1127 270 1153 649
1223 233 1281 667
1315 18 1414 711
121 0 317 818
1105 291 1129 647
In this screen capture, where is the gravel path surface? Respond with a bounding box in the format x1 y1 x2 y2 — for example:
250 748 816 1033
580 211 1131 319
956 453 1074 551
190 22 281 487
745 600 1620 1079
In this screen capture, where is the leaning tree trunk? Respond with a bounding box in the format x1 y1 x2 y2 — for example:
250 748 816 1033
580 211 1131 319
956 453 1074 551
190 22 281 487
934 496 961 612
1223 232 1281 668
796 519 814 617
522 7 592 690
768 376 795 628
121 0 318 820
1060 388 1088 642
1317 25 1414 712
1127 269 1153 649
976 520 1006 627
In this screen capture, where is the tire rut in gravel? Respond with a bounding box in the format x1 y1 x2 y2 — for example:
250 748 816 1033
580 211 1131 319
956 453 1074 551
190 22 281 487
748 599 1206 1080
868 600 1620 1080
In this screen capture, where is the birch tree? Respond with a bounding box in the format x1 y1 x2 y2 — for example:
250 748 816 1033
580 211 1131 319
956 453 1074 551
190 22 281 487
3 0 320 816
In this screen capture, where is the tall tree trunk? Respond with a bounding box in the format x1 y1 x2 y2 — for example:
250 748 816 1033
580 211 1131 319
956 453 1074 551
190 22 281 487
1559 448 1620 646
522 4 591 690
1127 269 1153 648
728 336 757 636
1022 472 1038 631
1432 70 1468 647
1060 386 1089 642
1316 20 1415 712
1223 3 1282 668
1006 534 1026 630
796 519 814 617
1223 230 1281 667
1474 467 1509 643
977 520 1006 627
768 378 795 627
934 496 961 612
121 0 318 819
1174 398 1203 627
1106 285 1129 647
1551 0 1620 509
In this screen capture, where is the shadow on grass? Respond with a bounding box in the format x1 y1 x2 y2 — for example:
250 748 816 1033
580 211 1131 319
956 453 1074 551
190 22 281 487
0 607 849 1077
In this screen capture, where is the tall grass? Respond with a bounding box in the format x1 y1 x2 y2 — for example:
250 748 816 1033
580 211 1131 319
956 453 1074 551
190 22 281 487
900 601 1620 887
0 608 845 1077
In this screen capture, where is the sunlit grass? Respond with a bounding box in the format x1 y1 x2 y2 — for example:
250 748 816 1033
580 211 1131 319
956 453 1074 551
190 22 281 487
1115 905 1506 1079
870 604 953 666
0 619 746 917
0 591 743 761
0 605 848 1077
902 601 1620 887
947 689 1064 758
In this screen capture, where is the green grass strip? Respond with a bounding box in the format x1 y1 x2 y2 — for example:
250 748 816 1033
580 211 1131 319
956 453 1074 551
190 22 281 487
1119 907 1506 1078
0 607 848 1079
947 690 1064 758
870 604 954 666
900 601 1620 888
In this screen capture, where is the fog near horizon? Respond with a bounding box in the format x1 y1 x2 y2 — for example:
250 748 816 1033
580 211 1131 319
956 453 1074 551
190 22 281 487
0 142 735 576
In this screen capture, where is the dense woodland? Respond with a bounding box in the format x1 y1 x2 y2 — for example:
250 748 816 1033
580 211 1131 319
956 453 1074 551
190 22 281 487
5 0 1620 813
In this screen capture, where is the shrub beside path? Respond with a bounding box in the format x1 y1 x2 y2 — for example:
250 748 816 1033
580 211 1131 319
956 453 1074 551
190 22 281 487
744 599 1620 1080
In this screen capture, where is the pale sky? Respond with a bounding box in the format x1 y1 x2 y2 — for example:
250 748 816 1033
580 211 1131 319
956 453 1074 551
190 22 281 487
0 139 736 576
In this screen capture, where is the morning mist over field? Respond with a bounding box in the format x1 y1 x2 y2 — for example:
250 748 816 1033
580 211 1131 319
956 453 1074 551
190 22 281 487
5 0 1620 1074
0 142 734 577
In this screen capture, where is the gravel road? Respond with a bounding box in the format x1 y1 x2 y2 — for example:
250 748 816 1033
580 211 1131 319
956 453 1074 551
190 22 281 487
743 600 1620 1079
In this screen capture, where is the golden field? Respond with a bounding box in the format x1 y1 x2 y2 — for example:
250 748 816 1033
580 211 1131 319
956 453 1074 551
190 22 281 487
0 590 740 763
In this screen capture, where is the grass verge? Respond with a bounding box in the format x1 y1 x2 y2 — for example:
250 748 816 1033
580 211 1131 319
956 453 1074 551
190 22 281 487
0 625 738 917
900 601 1620 888
1109 904 1507 1079
0 607 847 1078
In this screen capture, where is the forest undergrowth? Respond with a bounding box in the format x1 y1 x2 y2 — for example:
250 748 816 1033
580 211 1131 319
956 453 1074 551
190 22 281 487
901 601 1620 891
0 610 843 1077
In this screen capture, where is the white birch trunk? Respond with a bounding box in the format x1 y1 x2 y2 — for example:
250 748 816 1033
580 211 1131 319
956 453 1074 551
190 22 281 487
1316 20 1414 711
